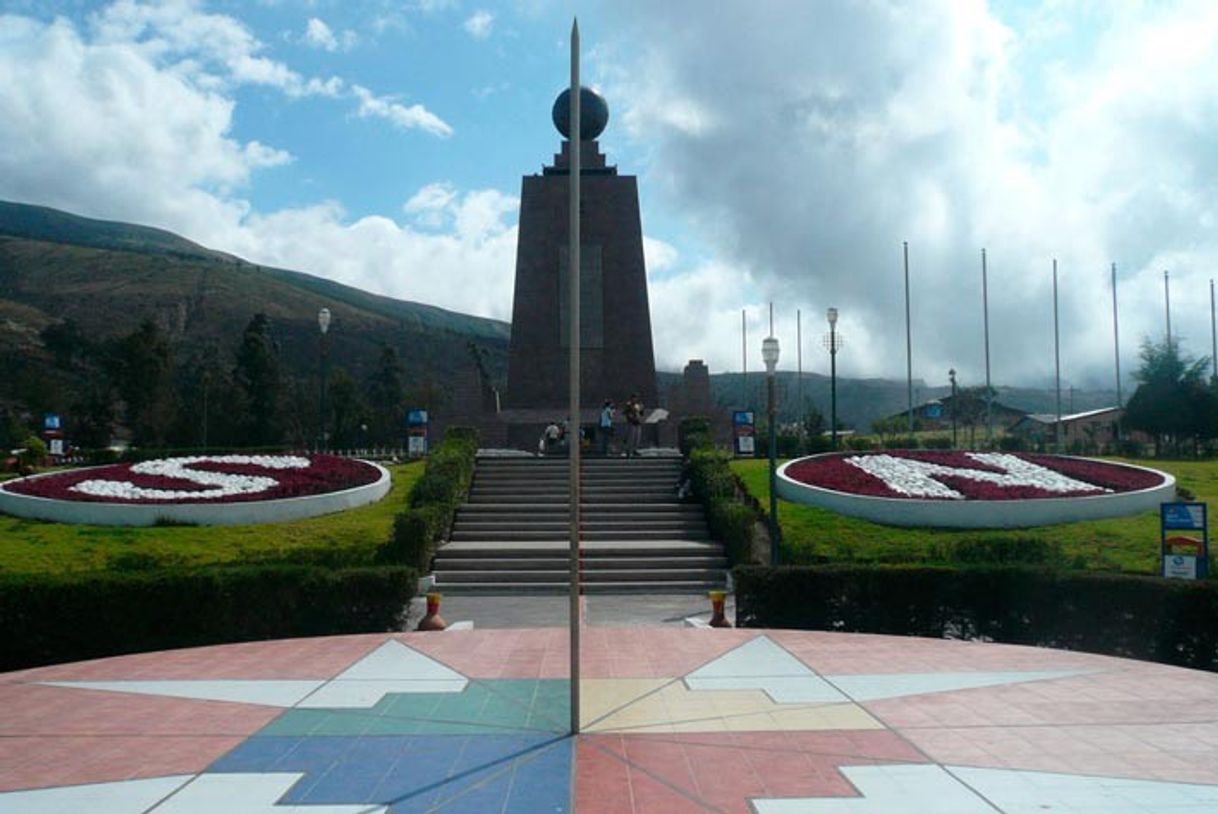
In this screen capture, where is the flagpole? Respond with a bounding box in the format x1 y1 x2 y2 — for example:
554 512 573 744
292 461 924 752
904 241 913 436
1053 259 1062 452
982 248 992 444
567 17 581 736
742 308 748 409
1165 270 1172 346
1111 263 1122 442
797 309 803 416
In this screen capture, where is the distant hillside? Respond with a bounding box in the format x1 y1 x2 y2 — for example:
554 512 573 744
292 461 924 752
0 200 510 424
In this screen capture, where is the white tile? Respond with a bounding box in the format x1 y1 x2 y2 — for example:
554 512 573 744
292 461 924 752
0 774 193 813
334 640 466 682
752 764 992 813
950 766 1218 813
38 680 324 708
685 675 846 704
686 635 815 680
829 670 1094 702
298 679 468 708
151 773 387 813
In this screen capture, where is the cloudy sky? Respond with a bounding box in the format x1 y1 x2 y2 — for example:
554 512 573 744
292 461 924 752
2 0 1217 392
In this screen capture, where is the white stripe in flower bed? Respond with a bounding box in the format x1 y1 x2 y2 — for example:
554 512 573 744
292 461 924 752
777 452 1175 529
0 458 390 527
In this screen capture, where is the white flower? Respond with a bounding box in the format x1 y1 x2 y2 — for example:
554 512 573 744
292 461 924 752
71 455 312 502
845 453 1110 500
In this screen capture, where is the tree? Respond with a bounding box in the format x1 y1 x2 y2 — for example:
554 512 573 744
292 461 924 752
1124 339 1213 456
328 367 369 449
950 386 993 448
232 313 282 446
70 375 115 449
110 320 176 446
366 344 405 446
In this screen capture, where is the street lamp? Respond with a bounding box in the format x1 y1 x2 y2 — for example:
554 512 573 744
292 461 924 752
949 368 958 449
318 307 331 452
762 334 781 566
822 308 842 450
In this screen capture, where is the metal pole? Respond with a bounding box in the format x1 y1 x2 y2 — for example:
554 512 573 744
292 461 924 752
1053 259 1062 452
950 370 957 448
320 333 328 452
904 241 913 436
768 372 779 565
1112 263 1123 442
1211 279 1217 381
741 309 747 409
982 248 992 444
1165 269 1172 347
830 328 838 450
797 309 803 419
567 18 581 736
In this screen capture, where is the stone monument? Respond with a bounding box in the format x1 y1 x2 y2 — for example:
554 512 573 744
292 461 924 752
502 86 658 413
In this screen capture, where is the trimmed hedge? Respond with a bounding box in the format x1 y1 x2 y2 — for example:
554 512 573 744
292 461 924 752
687 445 764 564
0 564 416 671
378 427 478 570
734 565 1218 672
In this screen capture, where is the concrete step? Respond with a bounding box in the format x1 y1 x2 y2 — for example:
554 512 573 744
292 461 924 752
437 539 724 558
432 568 724 584
449 528 711 542
434 556 728 571
466 492 679 504
452 521 709 536
431 580 725 595
456 503 702 515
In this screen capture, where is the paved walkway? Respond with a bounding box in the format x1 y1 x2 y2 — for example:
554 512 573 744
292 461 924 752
3 629 1218 812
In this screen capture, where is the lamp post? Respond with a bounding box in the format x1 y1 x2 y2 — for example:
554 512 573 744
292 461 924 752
823 308 842 449
762 334 781 566
318 307 331 452
949 368 957 449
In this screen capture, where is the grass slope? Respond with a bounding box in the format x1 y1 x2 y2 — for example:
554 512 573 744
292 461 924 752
0 461 422 576
733 457 1216 574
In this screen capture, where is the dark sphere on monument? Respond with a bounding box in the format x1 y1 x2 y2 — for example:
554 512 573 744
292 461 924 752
551 86 609 140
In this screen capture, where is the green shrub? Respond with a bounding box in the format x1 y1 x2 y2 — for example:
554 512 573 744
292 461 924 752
381 427 478 568
678 416 712 457
733 565 1218 672
0 565 416 671
686 445 764 565
940 537 1067 567
884 435 920 450
18 436 47 469
922 436 952 449
846 436 873 451
998 435 1027 451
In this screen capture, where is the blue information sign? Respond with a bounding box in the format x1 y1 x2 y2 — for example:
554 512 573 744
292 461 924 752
732 411 755 427
1160 502 1208 580
44 414 60 430
406 409 429 427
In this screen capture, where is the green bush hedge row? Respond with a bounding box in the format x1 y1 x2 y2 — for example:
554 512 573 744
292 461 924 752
0 564 416 671
681 420 764 565
377 427 478 570
734 565 1218 672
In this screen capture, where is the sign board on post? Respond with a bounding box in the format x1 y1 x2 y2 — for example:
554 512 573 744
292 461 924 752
732 410 755 457
43 414 60 430
406 409 429 458
1160 502 1208 580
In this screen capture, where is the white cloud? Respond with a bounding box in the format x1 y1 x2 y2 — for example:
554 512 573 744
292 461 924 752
0 8 499 323
463 10 494 40
302 17 357 52
605 0 1218 389
352 84 454 137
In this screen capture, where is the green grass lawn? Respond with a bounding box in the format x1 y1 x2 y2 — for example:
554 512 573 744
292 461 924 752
0 461 422 576
732 457 1217 575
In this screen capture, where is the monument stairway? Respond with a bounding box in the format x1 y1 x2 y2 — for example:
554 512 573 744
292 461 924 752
432 454 728 593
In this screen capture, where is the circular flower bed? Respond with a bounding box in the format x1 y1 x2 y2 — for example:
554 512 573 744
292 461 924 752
777 451 1175 528
0 454 390 527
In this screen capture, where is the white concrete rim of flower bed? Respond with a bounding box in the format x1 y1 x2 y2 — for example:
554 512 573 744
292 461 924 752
775 453 1176 529
0 460 391 527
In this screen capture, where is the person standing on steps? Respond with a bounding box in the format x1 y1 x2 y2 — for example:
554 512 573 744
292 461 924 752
599 399 615 456
624 393 643 457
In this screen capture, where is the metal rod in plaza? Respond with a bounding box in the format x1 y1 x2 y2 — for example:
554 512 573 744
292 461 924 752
904 241 913 436
1165 269 1172 345
1053 259 1062 453
1211 278 1216 381
981 248 992 443
567 17 581 736
1112 262 1122 441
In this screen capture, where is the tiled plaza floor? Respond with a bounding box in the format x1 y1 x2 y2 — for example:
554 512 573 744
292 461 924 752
3 628 1218 812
